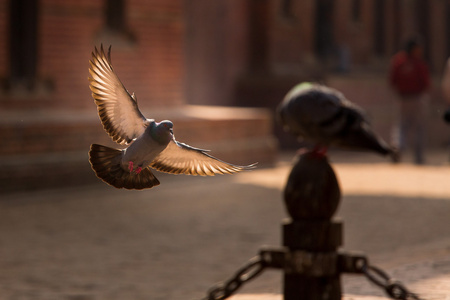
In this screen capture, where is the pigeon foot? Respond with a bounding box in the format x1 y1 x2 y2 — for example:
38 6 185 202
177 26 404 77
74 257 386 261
128 161 143 174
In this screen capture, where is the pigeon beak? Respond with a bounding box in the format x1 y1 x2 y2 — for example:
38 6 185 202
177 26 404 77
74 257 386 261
169 128 173 135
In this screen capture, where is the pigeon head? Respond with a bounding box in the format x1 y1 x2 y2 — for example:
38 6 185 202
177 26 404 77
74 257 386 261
285 82 314 99
149 120 174 145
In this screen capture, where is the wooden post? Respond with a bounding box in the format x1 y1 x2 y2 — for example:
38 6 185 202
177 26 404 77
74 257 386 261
282 151 342 300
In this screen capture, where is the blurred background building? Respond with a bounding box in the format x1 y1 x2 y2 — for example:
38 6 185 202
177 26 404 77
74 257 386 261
1 0 450 192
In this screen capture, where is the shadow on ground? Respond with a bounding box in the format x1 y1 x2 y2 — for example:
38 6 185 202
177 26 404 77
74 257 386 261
1 154 450 299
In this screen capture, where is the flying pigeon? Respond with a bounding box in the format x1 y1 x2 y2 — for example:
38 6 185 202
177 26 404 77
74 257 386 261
277 82 396 158
88 45 255 190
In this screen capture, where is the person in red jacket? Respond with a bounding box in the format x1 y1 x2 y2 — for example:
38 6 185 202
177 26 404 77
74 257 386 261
389 36 430 164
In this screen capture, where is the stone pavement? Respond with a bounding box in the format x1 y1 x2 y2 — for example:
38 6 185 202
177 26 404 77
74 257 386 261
1 150 450 300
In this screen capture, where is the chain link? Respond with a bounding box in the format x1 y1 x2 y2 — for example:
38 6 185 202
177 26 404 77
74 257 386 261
202 255 266 300
362 264 422 300
201 250 423 300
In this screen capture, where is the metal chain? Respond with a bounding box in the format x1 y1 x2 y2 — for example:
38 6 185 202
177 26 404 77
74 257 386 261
201 250 423 300
362 264 422 300
202 255 266 300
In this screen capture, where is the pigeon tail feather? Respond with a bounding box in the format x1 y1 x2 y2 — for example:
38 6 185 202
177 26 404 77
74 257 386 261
339 122 395 157
89 144 160 190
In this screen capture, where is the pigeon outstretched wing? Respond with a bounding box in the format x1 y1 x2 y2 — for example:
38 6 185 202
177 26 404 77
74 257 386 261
88 45 257 190
89 45 150 145
150 140 256 176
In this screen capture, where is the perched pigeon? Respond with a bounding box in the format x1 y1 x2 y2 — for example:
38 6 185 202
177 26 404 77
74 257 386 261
277 82 396 157
88 45 255 190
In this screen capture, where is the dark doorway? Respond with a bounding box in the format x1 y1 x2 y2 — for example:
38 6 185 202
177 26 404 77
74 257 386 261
9 0 39 90
314 0 334 60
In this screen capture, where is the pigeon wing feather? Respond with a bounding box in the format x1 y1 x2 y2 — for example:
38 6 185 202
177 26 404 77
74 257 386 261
89 45 150 145
150 140 255 176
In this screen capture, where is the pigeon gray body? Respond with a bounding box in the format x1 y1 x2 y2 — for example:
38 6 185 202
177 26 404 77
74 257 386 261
277 82 395 156
88 45 254 190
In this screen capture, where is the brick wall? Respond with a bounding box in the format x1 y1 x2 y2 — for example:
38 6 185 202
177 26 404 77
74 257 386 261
0 1 279 193
0 0 185 110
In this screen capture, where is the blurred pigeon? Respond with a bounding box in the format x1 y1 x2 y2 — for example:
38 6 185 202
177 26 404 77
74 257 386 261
88 45 255 190
277 82 396 157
